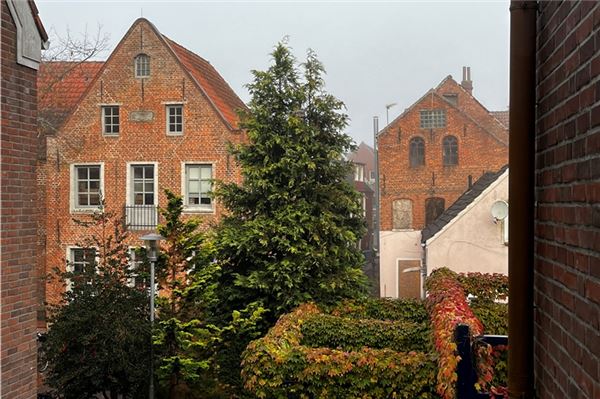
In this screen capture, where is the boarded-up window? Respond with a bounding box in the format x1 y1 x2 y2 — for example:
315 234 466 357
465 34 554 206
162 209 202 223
393 199 413 230
425 197 445 226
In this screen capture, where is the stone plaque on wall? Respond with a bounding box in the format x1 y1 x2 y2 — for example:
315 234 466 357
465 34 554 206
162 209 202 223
393 199 413 230
129 110 154 122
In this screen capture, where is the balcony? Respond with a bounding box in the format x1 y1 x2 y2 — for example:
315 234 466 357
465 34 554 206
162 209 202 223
125 205 158 230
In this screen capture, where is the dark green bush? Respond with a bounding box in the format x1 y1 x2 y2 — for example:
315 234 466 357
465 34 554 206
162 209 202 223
301 314 431 352
333 297 429 323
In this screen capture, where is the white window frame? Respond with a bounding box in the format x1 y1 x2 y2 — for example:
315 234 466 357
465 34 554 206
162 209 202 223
128 246 144 288
65 246 98 291
166 104 184 135
181 162 215 213
354 164 365 182
134 53 150 78
125 162 159 207
70 163 104 213
101 105 120 136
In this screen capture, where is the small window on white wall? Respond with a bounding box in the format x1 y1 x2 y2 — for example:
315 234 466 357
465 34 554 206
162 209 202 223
184 164 213 211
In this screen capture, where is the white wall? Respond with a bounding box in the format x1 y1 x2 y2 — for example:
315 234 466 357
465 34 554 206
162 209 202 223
379 230 423 298
425 172 508 276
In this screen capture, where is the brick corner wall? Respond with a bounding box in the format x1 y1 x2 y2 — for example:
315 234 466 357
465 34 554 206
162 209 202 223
0 0 41 397
534 2 600 398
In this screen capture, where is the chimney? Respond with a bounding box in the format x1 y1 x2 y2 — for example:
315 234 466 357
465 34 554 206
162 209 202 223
461 66 473 95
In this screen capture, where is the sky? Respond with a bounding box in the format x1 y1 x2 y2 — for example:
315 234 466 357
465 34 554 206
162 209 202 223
36 0 510 146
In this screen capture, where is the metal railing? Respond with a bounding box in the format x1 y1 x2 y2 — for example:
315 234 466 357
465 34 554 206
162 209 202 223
124 205 158 230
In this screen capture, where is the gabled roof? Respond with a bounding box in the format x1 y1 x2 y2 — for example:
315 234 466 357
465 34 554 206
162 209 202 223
377 75 508 146
164 37 246 129
37 18 246 133
421 165 509 243
38 61 104 134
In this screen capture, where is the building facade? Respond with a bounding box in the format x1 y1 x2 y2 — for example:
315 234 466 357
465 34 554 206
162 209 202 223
0 1 47 397
39 18 245 305
377 69 509 298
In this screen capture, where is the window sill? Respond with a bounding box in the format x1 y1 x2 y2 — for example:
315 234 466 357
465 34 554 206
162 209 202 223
71 207 102 214
166 132 184 137
102 133 120 138
182 207 214 214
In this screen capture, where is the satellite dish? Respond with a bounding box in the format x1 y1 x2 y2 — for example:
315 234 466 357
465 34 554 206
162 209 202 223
491 200 509 220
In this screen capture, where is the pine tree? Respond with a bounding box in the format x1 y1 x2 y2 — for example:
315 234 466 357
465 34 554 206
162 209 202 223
213 41 368 327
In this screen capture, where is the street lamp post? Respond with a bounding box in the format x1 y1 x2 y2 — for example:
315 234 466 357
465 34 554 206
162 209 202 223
139 232 164 399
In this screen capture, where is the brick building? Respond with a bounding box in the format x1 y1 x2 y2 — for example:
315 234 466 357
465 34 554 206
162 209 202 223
377 69 509 298
0 0 47 397
38 18 245 305
531 1 599 397
347 142 377 293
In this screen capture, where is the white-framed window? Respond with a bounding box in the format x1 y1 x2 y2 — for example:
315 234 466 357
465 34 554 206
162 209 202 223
70 163 104 213
128 247 145 288
182 163 213 212
131 164 155 206
102 105 120 135
135 54 150 78
354 164 365 182
68 247 96 274
166 104 183 135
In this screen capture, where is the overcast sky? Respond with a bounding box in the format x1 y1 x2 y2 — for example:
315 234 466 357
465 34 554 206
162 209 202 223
37 1 510 146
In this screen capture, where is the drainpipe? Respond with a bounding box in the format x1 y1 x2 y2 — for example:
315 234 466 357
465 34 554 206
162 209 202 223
373 116 380 296
508 1 536 398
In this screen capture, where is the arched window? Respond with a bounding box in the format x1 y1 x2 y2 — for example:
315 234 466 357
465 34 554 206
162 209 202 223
443 135 458 165
135 54 150 78
409 137 425 167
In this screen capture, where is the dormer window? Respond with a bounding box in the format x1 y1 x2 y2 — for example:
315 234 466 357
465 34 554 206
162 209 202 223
135 54 150 78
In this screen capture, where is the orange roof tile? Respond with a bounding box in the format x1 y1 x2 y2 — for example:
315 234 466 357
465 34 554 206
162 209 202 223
38 61 103 133
164 37 246 129
491 111 509 129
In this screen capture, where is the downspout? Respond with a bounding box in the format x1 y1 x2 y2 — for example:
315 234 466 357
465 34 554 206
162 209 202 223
373 116 380 296
508 1 536 398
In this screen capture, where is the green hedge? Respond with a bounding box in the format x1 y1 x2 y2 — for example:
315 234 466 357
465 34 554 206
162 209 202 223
471 302 508 335
332 297 429 323
301 314 431 352
242 303 437 399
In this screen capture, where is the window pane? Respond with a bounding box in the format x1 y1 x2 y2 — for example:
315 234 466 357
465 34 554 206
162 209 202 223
200 181 211 193
200 166 211 179
189 195 199 205
89 194 100 206
134 182 144 192
89 181 100 191
145 194 154 205
78 195 88 206
144 166 154 178
77 167 88 180
134 167 143 179
144 182 154 192
78 181 88 192
89 167 100 180
188 166 199 179
189 180 199 193
200 197 211 205
134 193 143 205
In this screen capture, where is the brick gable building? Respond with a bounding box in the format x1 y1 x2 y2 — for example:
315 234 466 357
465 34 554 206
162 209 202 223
1 0 47 397
377 69 508 298
39 18 246 305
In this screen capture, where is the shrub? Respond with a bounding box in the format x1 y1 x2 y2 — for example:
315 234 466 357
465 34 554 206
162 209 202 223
425 268 484 399
471 302 508 335
458 272 508 304
301 314 431 352
332 297 429 323
242 303 437 398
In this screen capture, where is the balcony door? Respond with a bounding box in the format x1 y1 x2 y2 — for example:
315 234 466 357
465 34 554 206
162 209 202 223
126 163 157 229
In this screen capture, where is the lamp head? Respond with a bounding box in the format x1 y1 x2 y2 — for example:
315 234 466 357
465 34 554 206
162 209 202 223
139 232 164 262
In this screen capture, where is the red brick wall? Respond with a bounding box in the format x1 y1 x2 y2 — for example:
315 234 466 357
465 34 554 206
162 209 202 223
43 19 243 305
378 78 508 231
0 1 40 397
534 2 600 398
